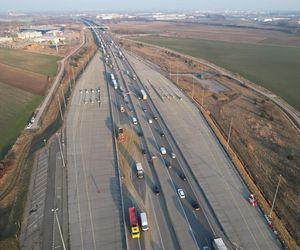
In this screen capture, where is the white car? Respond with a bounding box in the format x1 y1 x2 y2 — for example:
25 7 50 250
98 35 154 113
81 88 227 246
160 147 167 155
132 117 138 125
177 188 185 199
148 119 153 124
171 152 176 159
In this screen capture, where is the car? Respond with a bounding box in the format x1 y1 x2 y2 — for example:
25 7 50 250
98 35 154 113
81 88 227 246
171 152 176 159
202 246 209 250
191 200 200 211
132 117 138 125
153 185 160 195
165 161 172 169
160 132 165 137
177 188 185 199
142 149 146 155
143 108 147 112
138 131 143 137
148 119 153 124
160 147 167 155
248 194 257 206
91 88 95 93
80 89 83 93
151 154 157 160
179 173 187 181
153 116 158 120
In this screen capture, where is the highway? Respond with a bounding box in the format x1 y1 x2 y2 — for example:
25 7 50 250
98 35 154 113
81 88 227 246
100 30 181 250
66 50 124 249
99 30 216 249
122 50 283 249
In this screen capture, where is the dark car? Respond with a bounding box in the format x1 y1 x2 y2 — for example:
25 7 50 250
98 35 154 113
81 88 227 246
153 185 160 195
191 200 200 211
142 149 146 155
165 161 172 169
160 132 165 137
179 173 187 181
138 131 143 137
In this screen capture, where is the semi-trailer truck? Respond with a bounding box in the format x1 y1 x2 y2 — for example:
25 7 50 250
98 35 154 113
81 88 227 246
136 162 144 178
128 207 140 239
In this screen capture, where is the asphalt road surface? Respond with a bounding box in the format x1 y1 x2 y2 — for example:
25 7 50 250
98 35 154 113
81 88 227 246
124 51 282 250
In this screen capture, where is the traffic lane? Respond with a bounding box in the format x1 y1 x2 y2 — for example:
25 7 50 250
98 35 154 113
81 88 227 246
149 119 213 247
135 57 281 249
124 78 195 248
106 49 161 249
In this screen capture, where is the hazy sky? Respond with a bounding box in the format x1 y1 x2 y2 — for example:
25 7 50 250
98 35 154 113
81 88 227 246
1 0 300 12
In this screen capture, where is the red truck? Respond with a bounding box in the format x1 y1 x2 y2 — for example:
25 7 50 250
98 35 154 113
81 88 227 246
128 207 140 239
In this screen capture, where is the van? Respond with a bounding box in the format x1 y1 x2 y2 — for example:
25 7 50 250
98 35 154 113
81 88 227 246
132 117 138 125
140 212 149 231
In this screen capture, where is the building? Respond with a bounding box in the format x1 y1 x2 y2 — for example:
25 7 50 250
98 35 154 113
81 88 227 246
0 37 13 43
18 31 42 39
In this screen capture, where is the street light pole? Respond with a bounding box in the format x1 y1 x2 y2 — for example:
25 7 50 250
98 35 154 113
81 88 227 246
226 118 233 150
269 174 282 218
57 133 66 168
52 208 66 250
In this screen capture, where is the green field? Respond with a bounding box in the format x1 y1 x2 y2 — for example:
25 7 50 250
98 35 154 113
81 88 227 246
133 36 300 111
0 82 42 158
0 48 61 77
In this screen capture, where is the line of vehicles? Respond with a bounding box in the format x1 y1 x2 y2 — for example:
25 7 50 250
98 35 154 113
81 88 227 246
98 29 229 250
128 207 149 239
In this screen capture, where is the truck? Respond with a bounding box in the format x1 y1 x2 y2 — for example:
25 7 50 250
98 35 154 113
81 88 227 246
140 212 149 231
136 162 144 179
112 79 118 89
140 89 147 100
212 238 227 250
128 207 140 239
120 104 125 113
117 127 125 143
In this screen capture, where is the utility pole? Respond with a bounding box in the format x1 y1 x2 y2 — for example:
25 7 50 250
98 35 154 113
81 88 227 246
57 133 66 168
52 208 66 250
269 174 282 218
226 118 233 150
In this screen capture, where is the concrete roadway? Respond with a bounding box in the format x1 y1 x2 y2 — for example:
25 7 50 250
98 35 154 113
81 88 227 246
111 48 200 249
118 53 216 249
66 51 124 249
104 35 179 250
125 52 282 250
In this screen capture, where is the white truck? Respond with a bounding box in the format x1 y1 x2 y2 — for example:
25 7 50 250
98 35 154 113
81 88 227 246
140 212 149 231
212 238 227 250
136 162 144 179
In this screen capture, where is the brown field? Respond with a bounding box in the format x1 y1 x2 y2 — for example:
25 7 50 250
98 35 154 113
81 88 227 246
0 63 50 95
109 21 300 47
118 38 300 249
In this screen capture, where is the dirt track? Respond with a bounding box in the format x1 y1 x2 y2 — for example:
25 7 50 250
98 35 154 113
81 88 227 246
0 63 49 95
